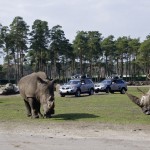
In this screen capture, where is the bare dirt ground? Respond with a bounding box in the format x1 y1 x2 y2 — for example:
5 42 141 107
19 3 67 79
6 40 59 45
1 121 150 150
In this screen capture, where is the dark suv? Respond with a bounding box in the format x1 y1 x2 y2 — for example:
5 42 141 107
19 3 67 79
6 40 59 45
59 78 94 97
94 78 127 94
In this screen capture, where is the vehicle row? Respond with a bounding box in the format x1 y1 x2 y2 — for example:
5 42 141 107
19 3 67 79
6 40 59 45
59 77 127 97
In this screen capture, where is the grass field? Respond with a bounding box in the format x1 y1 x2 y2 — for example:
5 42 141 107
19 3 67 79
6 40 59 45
0 86 150 125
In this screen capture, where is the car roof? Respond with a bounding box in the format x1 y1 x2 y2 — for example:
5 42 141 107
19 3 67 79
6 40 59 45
70 79 80 81
70 77 92 81
101 78 124 83
103 79 112 81
105 78 123 80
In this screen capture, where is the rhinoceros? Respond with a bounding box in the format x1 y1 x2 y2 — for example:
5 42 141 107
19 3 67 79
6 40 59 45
126 88 150 115
18 72 55 118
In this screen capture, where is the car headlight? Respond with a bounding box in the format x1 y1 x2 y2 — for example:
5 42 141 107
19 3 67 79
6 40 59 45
101 85 105 88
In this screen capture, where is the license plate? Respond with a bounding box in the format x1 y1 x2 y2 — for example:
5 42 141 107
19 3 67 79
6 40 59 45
61 90 68 93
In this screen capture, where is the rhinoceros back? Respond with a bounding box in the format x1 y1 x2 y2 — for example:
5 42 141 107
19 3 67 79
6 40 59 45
18 72 47 100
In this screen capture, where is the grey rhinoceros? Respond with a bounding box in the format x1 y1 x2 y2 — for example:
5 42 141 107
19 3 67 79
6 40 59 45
126 88 150 115
18 72 55 118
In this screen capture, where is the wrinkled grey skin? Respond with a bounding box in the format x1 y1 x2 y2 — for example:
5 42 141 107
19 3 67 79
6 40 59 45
126 88 150 115
18 72 55 118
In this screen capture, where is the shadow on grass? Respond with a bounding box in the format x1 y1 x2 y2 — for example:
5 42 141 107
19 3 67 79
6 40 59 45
94 92 126 96
94 93 108 96
53 113 99 121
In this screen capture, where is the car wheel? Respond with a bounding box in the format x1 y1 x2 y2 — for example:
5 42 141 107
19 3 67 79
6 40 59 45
120 88 126 94
60 94 65 97
95 90 99 93
89 88 94 95
110 91 114 94
75 90 81 97
106 87 110 93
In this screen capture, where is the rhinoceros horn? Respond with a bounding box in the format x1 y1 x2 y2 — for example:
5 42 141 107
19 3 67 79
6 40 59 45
137 87 146 95
126 92 142 107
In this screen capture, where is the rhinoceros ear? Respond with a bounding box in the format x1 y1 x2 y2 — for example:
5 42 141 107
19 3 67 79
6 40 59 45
37 77 48 84
126 92 141 107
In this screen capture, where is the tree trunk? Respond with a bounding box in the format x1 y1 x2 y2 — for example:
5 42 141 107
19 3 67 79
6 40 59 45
80 54 83 75
120 55 124 77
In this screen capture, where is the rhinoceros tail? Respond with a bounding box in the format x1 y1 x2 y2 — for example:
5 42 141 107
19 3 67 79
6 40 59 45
126 92 141 107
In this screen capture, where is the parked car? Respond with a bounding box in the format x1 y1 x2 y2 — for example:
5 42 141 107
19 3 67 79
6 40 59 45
59 78 94 97
94 78 127 94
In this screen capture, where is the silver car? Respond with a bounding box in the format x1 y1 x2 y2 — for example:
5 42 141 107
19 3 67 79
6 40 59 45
94 78 127 94
59 78 94 97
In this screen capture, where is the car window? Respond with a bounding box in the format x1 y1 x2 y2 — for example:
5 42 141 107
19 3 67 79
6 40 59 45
66 80 80 85
101 80 111 84
116 80 124 84
106 81 112 84
85 79 93 84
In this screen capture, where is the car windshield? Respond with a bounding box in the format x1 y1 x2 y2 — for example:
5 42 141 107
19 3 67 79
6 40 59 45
100 80 111 84
66 80 80 85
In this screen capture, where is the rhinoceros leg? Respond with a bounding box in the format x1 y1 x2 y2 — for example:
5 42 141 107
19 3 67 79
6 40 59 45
27 97 39 118
24 99 32 117
36 101 43 118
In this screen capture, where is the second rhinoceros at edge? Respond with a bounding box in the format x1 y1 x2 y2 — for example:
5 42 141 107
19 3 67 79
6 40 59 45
126 88 150 115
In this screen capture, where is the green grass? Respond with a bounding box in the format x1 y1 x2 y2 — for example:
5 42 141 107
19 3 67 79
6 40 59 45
0 86 150 125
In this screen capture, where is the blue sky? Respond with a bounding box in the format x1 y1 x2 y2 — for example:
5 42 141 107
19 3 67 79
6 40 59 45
0 0 150 43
